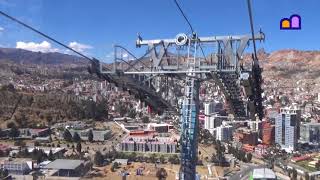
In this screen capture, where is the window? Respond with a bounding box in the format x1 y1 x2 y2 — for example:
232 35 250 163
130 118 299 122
282 114 285 145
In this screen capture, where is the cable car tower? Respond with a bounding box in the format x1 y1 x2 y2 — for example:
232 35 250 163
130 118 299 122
109 1 265 178
114 31 264 180
0 0 264 179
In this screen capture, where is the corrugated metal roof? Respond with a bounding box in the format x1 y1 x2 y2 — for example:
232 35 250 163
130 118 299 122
44 159 84 170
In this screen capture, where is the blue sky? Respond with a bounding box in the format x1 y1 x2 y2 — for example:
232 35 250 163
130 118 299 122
0 0 319 62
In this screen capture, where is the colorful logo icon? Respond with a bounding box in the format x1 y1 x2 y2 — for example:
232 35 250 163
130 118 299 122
280 14 301 30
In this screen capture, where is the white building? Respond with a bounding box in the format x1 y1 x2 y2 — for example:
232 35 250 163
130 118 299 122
275 107 301 152
204 101 223 135
204 114 225 135
204 101 215 116
216 125 233 142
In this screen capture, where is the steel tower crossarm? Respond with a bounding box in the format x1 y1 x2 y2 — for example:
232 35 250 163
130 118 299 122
136 33 264 46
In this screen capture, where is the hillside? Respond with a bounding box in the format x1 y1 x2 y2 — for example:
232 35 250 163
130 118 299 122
0 47 319 127
0 48 87 65
0 87 108 128
262 49 320 81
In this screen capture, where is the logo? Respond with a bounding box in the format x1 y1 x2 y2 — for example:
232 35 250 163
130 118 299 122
280 14 301 30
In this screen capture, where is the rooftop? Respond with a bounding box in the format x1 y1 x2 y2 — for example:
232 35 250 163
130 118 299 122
252 168 276 179
44 159 84 170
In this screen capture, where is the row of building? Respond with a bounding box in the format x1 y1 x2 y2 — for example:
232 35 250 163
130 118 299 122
203 101 320 153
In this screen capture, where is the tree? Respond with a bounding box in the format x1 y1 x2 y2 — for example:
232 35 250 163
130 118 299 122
9 125 19 139
116 103 127 117
292 168 298 180
76 142 82 154
239 150 246 162
246 153 253 162
142 116 150 123
63 129 72 142
88 130 94 142
128 152 137 162
316 160 320 170
305 172 310 180
94 151 104 166
156 168 168 180
128 109 137 119
7 122 16 128
160 155 165 164
0 168 8 179
31 149 47 164
168 154 180 164
150 153 157 163
95 100 108 120
14 140 26 147
111 162 119 172
73 132 81 142
48 150 54 161
34 141 40 147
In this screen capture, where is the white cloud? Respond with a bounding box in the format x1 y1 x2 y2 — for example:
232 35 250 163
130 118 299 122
0 27 4 31
16 41 59 53
122 53 128 58
68 42 92 53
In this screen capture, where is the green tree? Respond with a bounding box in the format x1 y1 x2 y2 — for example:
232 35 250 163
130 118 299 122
156 168 168 180
111 162 119 172
116 103 127 117
88 130 94 142
305 172 310 180
73 132 81 142
76 142 82 154
150 153 157 163
292 168 298 180
0 168 8 179
168 155 180 164
246 153 253 162
9 125 20 139
142 116 150 123
128 109 137 119
316 160 320 170
63 129 72 142
128 152 137 162
14 140 26 147
48 149 54 161
239 150 246 162
95 100 108 120
160 155 166 164
31 149 47 164
34 141 40 147
94 151 104 166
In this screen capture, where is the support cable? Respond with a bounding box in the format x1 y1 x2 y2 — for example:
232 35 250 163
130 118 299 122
0 10 95 63
173 0 194 33
246 0 258 60
173 0 209 64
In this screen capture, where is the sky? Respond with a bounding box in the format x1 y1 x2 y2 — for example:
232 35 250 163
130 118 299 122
0 0 319 62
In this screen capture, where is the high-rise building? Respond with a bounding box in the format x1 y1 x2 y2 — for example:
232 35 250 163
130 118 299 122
204 102 215 134
216 125 233 142
204 114 225 135
204 101 224 134
275 107 301 152
300 123 320 144
204 101 215 116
